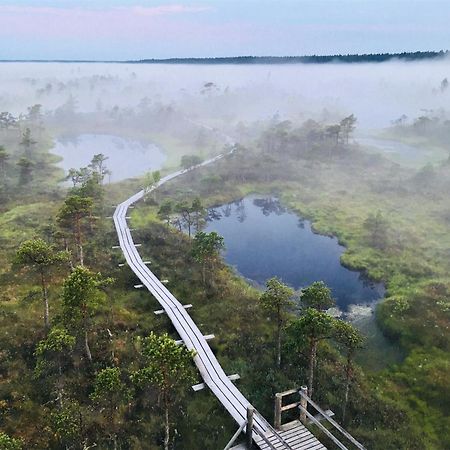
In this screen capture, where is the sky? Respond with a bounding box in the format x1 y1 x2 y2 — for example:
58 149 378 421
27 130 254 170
0 1 449 60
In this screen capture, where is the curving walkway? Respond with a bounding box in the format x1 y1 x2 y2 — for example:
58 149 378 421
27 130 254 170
113 149 325 449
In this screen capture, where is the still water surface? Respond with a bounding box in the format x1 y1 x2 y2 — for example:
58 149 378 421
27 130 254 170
205 196 384 311
52 133 166 182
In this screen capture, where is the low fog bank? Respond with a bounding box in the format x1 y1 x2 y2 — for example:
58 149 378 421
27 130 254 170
1 58 450 130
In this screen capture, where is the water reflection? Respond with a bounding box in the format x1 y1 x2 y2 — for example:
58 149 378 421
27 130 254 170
52 133 166 182
205 196 384 310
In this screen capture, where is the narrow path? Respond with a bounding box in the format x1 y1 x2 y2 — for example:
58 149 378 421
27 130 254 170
113 149 325 449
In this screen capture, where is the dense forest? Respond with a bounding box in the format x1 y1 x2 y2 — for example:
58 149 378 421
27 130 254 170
134 51 449 65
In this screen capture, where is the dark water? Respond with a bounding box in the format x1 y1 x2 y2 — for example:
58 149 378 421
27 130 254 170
52 133 166 182
205 196 384 310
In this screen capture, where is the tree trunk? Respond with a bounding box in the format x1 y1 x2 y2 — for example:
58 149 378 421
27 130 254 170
276 306 281 368
201 263 206 286
342 353 352 423
164 395 170 450
41 271 49 329
308 339 317 399
84 330 92 362
58 360 64 409
64 238 74 270
75 216 84 266
1 162 5 185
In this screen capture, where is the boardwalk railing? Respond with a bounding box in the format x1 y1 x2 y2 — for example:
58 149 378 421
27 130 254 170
298 388 366 450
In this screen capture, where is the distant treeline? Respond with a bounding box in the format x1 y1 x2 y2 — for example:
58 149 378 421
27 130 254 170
0 50 449 64
1 50 448 65
132 51 449 65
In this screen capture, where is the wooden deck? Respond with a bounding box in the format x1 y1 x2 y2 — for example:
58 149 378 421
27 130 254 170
255 421 327 450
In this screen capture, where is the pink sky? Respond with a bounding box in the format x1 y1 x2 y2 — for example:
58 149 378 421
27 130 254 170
1 2 448 60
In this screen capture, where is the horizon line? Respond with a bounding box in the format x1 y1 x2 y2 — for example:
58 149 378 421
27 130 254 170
0 50 448 64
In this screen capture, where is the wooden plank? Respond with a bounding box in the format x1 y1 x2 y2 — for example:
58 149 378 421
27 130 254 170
281 401 300 412
192 373 240 392
154 304 192 315
228 374 240 382
278 388 298 397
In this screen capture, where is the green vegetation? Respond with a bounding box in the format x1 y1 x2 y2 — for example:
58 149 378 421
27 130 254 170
259 277 294 368
1 106 449 449
132 333 196 450
15 238 69 329
191 231 224 285
147 116 450 448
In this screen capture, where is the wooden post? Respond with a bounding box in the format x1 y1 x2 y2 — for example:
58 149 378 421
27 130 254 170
246 406 254 449
274 393 282 429
300 385 308 425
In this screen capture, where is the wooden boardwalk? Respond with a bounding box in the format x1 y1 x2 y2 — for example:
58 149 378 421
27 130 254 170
255 421 326 450
113 151 326 450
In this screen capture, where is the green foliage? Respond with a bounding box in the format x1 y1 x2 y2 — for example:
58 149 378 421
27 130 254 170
287 308 337 397
0 146 10 184
16 157 33 185
152 170 161 185
16 238 69 328
300 281 335 311
89 153 110 182
378 280 450 350
65 167 90 187
260 277 294 366
191 231 224 284
191 231 224 264
57 195 93 226
334 320 364 353
61 266 112 329
49 401 82 447
16 238 69 270
132 332 196 392
288 308 336 342
132 333 196 450
158 200 173 225
90 367 130 404
35 327 75 377
35 327 75 356
180 154 203 170
260 277 294 315
0 433 22 450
